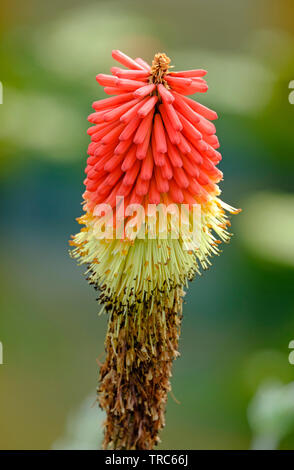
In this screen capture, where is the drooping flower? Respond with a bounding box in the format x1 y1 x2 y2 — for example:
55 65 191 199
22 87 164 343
70 50 240 450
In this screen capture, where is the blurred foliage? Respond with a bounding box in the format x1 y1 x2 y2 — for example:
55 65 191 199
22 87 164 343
52 395 104 450
248 380 294 449
0 0 294 450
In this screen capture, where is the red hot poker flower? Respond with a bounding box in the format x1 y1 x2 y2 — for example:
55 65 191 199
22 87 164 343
71 50 241 450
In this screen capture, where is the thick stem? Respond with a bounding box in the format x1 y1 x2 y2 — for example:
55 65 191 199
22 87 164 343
98 287 184 450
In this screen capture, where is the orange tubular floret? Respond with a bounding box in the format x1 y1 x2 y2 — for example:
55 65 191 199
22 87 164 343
151 132 165 167
165 75 193 88
172 93 200 123
96 74 119 87
90 122 118 141
140 147 154 180
149 179 161 204
155 166 169 193
119 116 141 141
88 110 109 124
169 69 207 78
134 84 156 98
158 105 181 145
104 98 140 122
104 87 130 95
177 133 191 154
121 145 137 172
173 167 189 189
123 160 141 186
116 78 148 91
169 179 184 203
112 50 146 70
138 96 158 118
101 123 125 144
161 157 173 180
136 126 152 160
178 113 202 142
205 135 220 149
162 103 182 132
92 92 134 111
174 93 218 120
157 84 174 104
112 69 149 80
135 57 151 71
104 152 125 172
114 136 133 155
166 136 183 168
153 114 167 154
136 176 150 196
196 116 216 136
120 98 148 123
171 80 208 95
133 109 154 145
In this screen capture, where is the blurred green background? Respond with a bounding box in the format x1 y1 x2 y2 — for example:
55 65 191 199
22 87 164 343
0 0 294 450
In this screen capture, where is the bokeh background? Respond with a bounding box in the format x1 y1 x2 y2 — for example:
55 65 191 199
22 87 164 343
0 0 294 450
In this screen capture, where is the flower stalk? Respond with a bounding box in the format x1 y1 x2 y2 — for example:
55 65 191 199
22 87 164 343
99 287 183 449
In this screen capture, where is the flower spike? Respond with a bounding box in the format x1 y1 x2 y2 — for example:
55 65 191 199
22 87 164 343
70 50 241 450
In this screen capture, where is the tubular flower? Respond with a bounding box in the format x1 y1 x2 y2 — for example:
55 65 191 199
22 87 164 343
70 50 240 450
